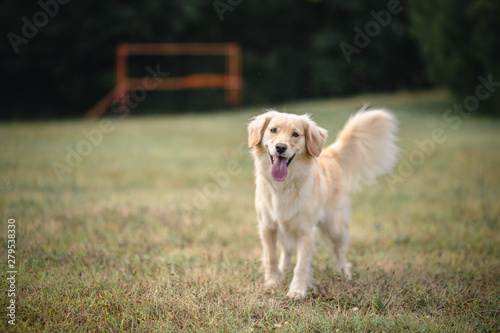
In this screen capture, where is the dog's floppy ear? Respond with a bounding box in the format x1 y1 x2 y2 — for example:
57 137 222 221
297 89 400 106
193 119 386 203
248 110 278 147
304 116 328 157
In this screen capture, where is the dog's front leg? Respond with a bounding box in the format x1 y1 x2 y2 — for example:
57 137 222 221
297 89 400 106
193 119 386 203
259 226 281 288
287 229 316 300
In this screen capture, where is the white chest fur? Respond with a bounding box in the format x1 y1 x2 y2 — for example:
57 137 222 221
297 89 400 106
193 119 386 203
257 173 325 233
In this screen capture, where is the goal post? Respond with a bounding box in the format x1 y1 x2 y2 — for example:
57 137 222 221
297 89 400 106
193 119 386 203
85 43 242 119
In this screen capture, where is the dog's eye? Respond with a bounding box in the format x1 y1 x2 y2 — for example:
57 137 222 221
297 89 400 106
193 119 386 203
292 132 299 137
270 128 277 133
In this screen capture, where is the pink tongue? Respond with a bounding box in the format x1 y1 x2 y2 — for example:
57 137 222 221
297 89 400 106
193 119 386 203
271 156 288 182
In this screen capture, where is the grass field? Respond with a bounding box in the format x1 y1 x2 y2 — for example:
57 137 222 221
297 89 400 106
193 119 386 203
1 90 499 332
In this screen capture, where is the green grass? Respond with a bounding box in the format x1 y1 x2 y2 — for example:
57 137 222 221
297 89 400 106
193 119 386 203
1 90 499 332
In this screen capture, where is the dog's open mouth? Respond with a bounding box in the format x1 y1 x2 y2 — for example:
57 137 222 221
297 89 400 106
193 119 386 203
269 153 296 182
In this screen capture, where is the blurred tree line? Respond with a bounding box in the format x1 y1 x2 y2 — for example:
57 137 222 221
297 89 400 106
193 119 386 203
409 0 500 115
0 0 498 119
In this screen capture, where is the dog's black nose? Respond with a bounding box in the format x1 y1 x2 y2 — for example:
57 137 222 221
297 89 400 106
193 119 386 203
276 143 287 154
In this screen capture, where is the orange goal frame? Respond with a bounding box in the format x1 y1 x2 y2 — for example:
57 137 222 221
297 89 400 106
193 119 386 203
85 43 243 119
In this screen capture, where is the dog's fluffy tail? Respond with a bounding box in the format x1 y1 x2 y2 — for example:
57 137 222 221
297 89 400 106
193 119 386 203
328 107 399 192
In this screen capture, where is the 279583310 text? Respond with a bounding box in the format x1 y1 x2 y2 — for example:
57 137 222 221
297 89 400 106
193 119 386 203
7 218 17 326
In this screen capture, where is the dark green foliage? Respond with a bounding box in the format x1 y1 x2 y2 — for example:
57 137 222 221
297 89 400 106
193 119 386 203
2 0 422 118
409 0 500 114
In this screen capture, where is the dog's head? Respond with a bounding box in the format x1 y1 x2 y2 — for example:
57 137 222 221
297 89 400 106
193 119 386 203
248 110 328 182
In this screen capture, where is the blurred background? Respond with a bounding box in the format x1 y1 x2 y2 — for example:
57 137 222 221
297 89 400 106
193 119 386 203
1 0 499 120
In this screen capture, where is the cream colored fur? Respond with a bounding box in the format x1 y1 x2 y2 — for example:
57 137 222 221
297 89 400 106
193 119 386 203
248 108 399 300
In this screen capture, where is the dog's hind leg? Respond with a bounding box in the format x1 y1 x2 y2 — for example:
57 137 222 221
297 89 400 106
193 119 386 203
278 232 295 273
321 197 352 279
332 223 352 279
279 246 292 273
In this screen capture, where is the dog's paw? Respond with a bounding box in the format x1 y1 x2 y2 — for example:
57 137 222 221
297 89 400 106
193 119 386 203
264 272 282 288
287 280 308 300
286 288 307 301
337 262 352 280
287 276 310 300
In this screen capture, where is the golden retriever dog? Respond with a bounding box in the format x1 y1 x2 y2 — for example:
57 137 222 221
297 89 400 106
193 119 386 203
247 108 399 300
